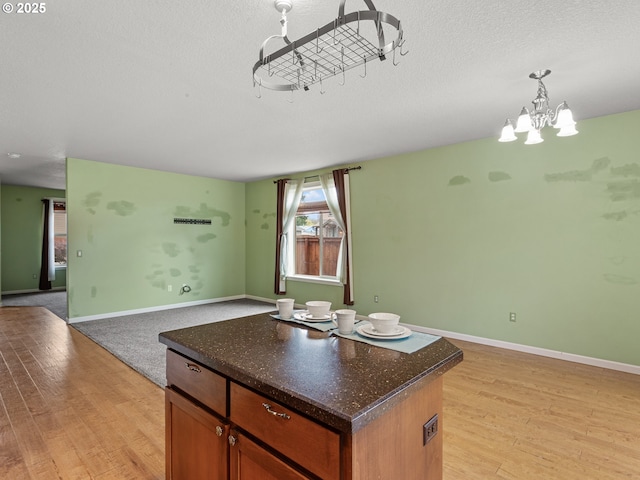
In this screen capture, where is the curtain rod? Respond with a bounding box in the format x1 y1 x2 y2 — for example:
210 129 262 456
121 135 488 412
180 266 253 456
273 165 361 184
42 197 66 202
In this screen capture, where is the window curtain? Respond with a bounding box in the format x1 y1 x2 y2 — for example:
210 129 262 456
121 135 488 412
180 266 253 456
38 199 55 290
274 179 304 294
320 169 354 305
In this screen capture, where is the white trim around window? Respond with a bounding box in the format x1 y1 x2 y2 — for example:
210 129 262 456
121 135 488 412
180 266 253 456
287 274 343 286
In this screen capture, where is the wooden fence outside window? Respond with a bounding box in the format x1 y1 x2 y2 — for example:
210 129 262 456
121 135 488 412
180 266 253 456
295 236 342 276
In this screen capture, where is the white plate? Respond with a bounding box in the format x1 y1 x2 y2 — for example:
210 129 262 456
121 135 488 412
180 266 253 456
361 324 406 337
357 324 412 340
293 311 332 322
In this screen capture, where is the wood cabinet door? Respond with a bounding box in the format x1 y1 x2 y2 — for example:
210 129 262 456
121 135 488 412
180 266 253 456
166 388 228 480
229 431 310 480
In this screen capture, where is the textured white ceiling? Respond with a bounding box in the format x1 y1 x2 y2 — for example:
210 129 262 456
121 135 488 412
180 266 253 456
2 0 640 190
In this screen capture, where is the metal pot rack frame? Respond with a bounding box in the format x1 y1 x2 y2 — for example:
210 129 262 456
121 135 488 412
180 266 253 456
253 0 406 97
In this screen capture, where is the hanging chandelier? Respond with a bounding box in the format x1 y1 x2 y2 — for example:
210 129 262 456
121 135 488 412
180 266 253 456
499 69 578 144
253 0 406 97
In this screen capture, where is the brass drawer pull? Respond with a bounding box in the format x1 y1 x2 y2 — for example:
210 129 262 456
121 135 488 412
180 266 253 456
185 362 201 373
262 402 291 420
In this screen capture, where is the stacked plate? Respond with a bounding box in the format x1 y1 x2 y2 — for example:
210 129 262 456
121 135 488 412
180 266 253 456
293 311 332 323
357 324 412 340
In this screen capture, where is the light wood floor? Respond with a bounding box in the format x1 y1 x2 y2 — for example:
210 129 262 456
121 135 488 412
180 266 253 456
1 307 639 479
0 307 165 479
443 340 640 479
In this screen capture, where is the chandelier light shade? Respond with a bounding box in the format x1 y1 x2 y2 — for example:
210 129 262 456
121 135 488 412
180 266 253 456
499 69 578 144
253 0 406 97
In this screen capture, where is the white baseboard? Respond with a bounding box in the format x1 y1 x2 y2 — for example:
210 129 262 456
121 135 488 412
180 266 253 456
69 294 247 323
245 294 277 305
68 293 638 375
408 324 640 376
2 287 66 295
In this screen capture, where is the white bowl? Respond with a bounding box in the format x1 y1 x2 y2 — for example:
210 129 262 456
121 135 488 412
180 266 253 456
368 312 401 334
306 301 332 318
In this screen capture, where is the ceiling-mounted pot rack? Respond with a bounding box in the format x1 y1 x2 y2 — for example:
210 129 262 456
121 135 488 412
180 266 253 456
253 0 406 97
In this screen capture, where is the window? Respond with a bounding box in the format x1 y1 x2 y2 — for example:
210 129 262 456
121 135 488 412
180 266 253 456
53 202 67 266
275 169 354 304
294 184 343 279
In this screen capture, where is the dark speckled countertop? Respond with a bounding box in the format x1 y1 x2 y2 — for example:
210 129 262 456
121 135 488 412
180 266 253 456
159 312 462 434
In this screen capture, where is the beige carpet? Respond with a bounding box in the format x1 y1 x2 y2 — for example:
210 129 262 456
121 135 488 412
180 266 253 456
1 291 67 319
71 299 275 387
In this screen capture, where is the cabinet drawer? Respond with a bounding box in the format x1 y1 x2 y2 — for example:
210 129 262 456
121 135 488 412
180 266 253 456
230 382 340 480
166 349 227 416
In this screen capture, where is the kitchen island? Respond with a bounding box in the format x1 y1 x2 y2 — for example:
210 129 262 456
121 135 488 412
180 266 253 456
159 312 462 479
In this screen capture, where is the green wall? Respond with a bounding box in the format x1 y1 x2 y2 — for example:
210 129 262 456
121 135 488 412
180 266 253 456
0 179 2 297
66 158 246 319
246 110 640 366
1 184 67 292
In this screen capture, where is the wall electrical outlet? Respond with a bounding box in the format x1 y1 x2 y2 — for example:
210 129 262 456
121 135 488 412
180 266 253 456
509 312 516 322
374 295 379 303
423 414 438 445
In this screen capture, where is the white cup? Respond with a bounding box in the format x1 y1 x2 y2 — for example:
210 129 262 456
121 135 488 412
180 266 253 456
332 309 356 334
368 312 401 334
306 300 332 319
276 298 295 319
